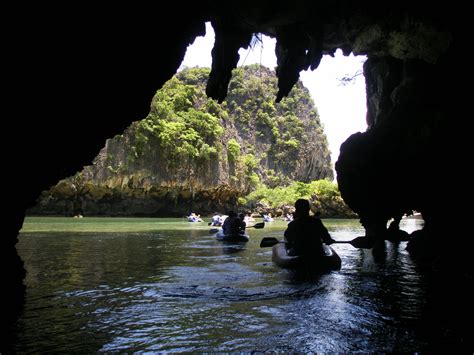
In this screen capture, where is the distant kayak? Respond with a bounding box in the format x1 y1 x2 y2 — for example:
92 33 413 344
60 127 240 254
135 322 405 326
187 216 203 222
215 230 250 242
263 215 274 222
272 243 341 271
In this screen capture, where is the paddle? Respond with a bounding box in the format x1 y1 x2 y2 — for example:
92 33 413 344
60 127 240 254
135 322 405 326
209 222 265 234
208 221 224 226
259 236 374 248
332 236 375 249
259 237 283 247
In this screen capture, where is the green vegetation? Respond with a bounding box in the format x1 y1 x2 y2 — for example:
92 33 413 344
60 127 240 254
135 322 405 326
103 65 332 189
133 74 224 168
242 180 356 218
32 65 350 217
227 138 240 162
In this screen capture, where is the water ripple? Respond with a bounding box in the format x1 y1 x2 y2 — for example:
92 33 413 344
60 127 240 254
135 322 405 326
14 218 442 353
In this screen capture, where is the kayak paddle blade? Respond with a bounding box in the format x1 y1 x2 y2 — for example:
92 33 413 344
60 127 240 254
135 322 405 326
333 236 374 249
209 228 219 234
250 222 265 229
259 237 281 248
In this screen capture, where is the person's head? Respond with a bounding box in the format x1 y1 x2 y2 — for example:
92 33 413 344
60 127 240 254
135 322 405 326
294 199 310 217
227 210 237 218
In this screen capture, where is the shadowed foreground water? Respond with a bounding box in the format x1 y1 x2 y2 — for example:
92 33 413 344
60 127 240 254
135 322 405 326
15 217 435 352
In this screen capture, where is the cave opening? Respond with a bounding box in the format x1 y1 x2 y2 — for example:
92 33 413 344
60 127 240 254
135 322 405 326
25 23 368 220
182 22 368 175
4 4 473 352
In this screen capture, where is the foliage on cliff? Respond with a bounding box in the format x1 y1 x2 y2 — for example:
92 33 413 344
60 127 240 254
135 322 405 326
91 65 332 192
31 65 340 216
242 180 357 218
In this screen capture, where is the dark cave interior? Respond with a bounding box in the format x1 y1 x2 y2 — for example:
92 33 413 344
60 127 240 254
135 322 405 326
3 2 471 351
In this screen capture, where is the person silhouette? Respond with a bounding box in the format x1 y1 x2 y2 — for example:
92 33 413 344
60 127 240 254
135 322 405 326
222 210 241 235
284 199 335 256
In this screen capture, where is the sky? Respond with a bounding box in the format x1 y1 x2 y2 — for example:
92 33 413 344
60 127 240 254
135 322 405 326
180 22 367 177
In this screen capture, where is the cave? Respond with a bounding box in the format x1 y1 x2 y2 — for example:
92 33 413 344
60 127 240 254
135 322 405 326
3 2 471 351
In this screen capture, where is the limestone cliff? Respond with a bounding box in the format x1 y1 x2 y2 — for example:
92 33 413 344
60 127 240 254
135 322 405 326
31 65 332 216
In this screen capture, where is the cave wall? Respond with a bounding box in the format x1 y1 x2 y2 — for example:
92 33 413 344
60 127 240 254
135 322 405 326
337 56 451 232
3 1 469 351
337 40 465 245
3 4 209 350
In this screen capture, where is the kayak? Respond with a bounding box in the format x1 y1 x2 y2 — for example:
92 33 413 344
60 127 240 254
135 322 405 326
187 216 203 222
272 243 341 271
216 230 250 242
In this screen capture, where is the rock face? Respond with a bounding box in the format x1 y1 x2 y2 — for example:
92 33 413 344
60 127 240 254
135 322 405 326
337 55 458 238
29 66 332 216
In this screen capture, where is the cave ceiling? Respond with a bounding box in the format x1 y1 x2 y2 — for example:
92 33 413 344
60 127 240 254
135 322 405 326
205 1 453 102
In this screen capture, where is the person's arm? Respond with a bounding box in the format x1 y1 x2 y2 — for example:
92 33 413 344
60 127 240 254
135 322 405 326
222 218 230 233
316 218 335 244
284 222 296 246
239 220 246 233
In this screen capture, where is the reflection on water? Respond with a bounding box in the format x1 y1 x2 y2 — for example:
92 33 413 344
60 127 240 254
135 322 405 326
14 217 445 352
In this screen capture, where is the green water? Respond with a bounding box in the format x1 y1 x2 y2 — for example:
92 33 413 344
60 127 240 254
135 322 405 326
21 216 211 232
21 216 363 233
15 217 434 352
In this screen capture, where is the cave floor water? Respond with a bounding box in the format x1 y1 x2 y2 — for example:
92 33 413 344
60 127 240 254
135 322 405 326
13 217 459 352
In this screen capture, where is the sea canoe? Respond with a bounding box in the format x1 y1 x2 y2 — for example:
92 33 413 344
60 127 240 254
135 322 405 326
216 230 250 242
272 243 341 271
